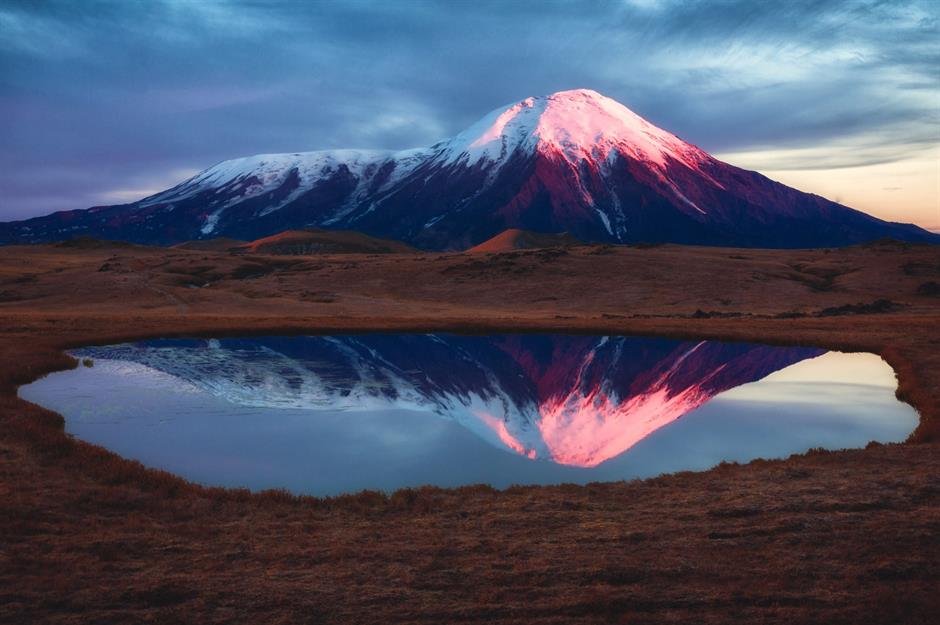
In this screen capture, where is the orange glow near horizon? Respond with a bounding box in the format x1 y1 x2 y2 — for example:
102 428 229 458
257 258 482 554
717 146 940 232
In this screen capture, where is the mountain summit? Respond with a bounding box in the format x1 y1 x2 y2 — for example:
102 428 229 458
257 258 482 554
2 89 936 249
441 89 706 170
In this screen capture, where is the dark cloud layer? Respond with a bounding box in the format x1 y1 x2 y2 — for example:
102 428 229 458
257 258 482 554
1 0 937 219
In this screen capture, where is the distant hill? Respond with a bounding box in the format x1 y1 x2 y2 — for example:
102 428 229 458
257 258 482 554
53 236 142 250
233 229 416 255
467 229 582 253
172 238 246 252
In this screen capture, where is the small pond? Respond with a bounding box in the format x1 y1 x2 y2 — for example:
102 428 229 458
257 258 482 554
19 334 918 495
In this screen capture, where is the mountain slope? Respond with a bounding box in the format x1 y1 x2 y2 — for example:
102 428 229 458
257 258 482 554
2 89 936 249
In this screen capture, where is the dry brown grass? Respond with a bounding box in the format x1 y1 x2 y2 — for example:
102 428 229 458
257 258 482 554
0 240 937 624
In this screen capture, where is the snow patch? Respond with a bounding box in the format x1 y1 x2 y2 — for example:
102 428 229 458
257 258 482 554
200 207 224 235
595 208 613 235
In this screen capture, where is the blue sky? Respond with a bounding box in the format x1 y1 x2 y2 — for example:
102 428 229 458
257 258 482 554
1 0 938 228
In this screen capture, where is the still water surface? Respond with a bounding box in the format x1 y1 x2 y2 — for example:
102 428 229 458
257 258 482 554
19 335 918 495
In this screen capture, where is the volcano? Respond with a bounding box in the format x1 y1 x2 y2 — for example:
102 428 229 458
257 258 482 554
2 89 935 249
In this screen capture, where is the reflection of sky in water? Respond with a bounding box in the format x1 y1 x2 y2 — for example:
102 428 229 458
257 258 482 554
19 344 918 496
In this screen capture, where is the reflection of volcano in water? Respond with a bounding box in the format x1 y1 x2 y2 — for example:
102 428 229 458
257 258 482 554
76 335 824 467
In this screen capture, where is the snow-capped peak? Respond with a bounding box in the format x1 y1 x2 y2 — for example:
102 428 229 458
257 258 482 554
141 88 715 228
438 88 712 172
